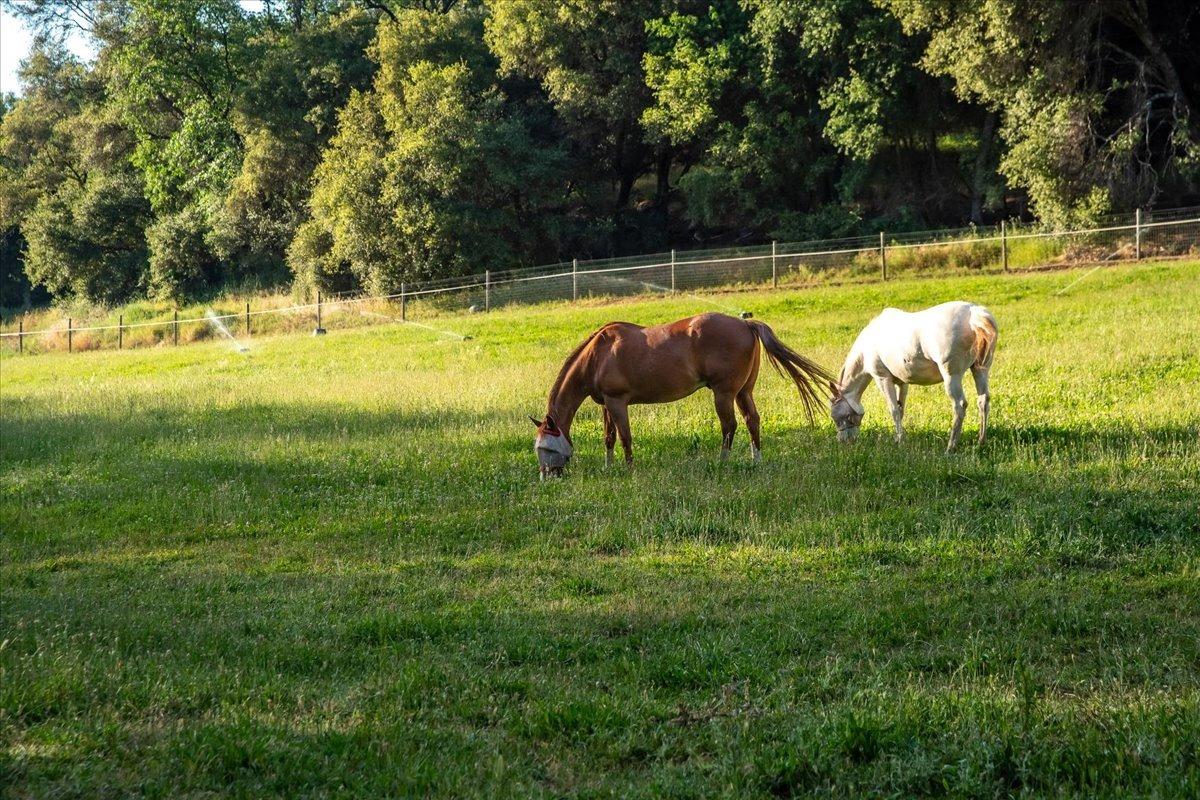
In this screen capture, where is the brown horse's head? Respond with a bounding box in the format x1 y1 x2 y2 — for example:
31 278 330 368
530 414 573 478
828 381 864 443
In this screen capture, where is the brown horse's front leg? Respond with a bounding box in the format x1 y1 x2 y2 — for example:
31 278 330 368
604 398 634 466
602 407 616 466
713 391 738 461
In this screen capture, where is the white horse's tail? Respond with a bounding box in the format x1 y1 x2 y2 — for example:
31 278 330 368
969 305 998 369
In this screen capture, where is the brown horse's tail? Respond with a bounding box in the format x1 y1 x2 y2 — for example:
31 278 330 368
747 320 835 421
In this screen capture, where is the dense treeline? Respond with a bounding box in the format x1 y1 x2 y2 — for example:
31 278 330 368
1 0 1197 307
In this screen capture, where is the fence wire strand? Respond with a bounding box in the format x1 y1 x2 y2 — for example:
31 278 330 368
3 210 1198 351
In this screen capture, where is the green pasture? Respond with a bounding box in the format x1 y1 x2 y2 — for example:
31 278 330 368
2 260 1198 797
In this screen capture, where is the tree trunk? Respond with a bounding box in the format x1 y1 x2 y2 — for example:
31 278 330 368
970 111 998 224
1122 0 1195 118
654 146 672 208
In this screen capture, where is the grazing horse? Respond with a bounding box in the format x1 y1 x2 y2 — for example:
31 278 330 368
829 301 998 452
532 312 832 477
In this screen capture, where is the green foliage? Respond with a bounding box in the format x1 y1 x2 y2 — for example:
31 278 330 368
146 206 220 301
884 0 1200 224
300 6 570 293
2 0 1197 306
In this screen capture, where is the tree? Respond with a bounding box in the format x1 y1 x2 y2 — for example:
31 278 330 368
295 4 571 294
486 0 670 233
0 41 150 304
882 0 1200 224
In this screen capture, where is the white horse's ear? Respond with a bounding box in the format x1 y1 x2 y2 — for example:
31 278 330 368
828 380 840 396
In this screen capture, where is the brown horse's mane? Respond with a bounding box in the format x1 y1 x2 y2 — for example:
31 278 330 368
546 324 610 410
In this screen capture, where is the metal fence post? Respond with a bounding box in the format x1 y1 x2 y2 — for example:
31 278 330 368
1001 220 1008 272
670 249 677 293
572 258 578 301
1135 208 1142 260
771 240 778 288
173 309 179 346
485 270 491 311
314 291 326 334
118 314 123 349
879 231 888 280
401 282 407 320
245 302 251 337
68 317 73 352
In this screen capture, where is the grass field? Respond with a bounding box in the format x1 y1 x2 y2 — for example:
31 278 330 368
2 260 1199 797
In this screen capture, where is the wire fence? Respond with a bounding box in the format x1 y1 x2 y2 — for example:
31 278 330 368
2 207 1198 355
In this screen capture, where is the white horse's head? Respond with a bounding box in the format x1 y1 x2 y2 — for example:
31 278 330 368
828 381 864 443
531 414 573 478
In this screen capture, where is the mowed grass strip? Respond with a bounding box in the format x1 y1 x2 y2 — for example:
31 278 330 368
2 260 1199 797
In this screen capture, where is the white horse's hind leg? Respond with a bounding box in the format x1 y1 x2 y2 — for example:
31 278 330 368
971 366 990 445
874 375 905 442
940 365 967 453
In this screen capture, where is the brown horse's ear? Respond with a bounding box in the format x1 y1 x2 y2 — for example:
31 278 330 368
545 414 558 431
529 415 542 427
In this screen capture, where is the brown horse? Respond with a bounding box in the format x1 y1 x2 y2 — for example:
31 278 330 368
531 312 833 476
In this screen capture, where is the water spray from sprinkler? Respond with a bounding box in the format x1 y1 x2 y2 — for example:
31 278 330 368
205 310 249 353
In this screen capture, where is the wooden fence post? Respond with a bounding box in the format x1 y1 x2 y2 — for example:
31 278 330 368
485 270 491 311
771 240 778 288
572 258 578 301
245 302 251 337
68 317 73 352
1001 220 1008 271
118 314 123 349
18 317 23 354
1135 208 1142 260
879 231 888 280
670 249 677 293
401 282 407 321
173 308 179 346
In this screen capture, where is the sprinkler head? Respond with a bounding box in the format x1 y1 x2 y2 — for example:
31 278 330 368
312 327 327 336
739 311 753 319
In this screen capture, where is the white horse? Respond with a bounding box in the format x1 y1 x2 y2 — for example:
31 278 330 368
829 301 998 452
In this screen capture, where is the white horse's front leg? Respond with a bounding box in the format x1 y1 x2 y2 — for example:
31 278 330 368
971 366 990 445
874 375 905 442
940 366 967 453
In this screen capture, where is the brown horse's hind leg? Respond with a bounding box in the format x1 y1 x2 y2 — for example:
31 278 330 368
713 390 738 461
736 390 761 461
602 407 616 466
605 398 634 466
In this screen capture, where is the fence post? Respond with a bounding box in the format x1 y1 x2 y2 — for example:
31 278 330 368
670 249 677 293
18 317 23 354
1135 208 1142 260
771 240 778 288
245 302 251 337
173 308 178 346
572 259 578 301
1001 220 1008 272
118 314 123 350
485 270 491 312
401 282 407 321
68 317 73 352
879 231 887 280
314 291 326 334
